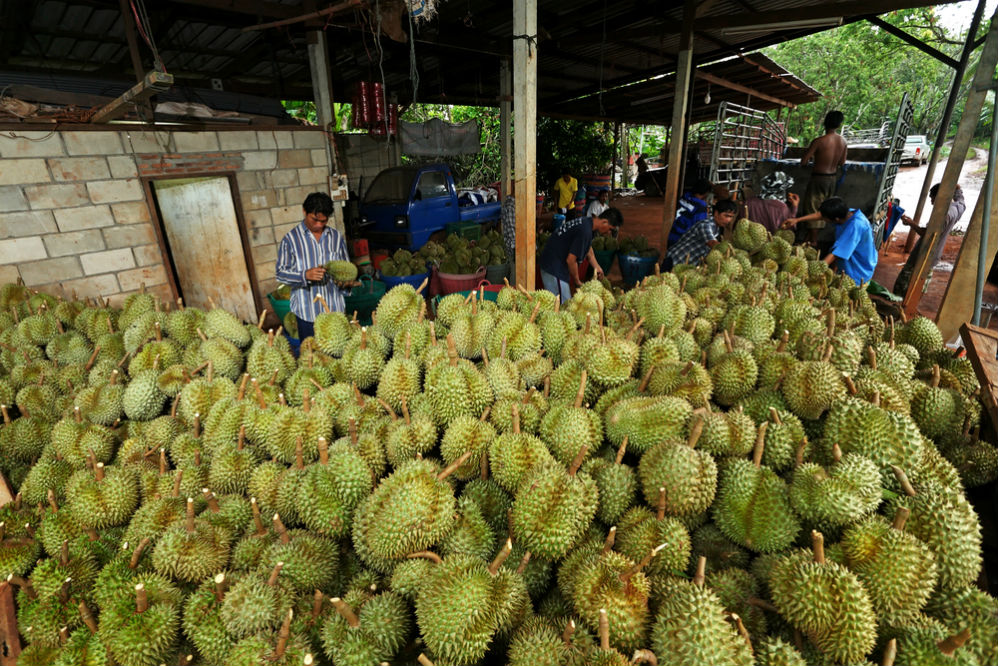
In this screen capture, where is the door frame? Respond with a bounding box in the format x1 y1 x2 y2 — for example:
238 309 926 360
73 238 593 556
141 172 262 320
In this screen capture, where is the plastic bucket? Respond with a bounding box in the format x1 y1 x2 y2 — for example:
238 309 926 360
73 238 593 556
592 249 616 275
436 266 487 295
618 254 658 286
343 275 386 326
380 271 430 291
485 263 509 285
267 292 291 321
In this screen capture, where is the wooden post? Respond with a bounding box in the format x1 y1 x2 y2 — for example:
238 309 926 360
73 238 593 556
513 0 538 289
621 123 629 188
500 57 513 201
661 0 697 249
0 581 19 665
903 6 998 316
610 121 620 195
905 0 987 253
117 0 153 121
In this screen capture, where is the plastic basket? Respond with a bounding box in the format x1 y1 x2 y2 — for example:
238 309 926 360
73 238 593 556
592 249 616 275
343 275 386 326
267 292 291 321
444 221 482 241
618 253 658 286
380 271 430 291
435 266 487 295
485 263 509 285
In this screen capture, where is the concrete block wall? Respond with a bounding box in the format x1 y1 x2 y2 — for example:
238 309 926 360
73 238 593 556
0 126 335 311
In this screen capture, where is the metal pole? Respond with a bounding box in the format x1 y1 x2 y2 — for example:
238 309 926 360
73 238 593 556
905 0 986 253
973 98 998 325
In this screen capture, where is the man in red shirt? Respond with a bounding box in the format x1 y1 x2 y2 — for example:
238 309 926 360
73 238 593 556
742 171 799 233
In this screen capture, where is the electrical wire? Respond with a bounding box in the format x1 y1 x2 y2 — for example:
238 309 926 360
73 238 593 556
129 0 166 73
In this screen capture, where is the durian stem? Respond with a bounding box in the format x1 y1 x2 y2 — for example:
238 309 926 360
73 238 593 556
177 654 193 665
776 330 790 353
23 523 34 539
85 528 98 541
615 437 628 464
632 649 659 665
626 318 645 341
407 550 443 564
252 378 267 408
603 527 617 554
843 374 858 396
417 654 435 666
446 335 458 366
638 366 655 393
438 451 472 481
213 573 227 603
267 561 285 586
768 407 782 425
657 487 666 521
727 613 753 653
193 412 201 437
7 574 36 599
349 418 358 445
185 498 196 533
511 403 521 434
60 539 69 566
0 404 9 425
795 438 808 468
480 449 489 480
723 329 734 353
274 609 293 657
273 513 290 544
568 445 588 476
488 537 513 575
747 597 779 613
543 375 551 398
831 443 843 463
79 600 97 632
311 590 324 619
866 346 878 371
620 544 666 583
237 373 250 400
881 638 897 666
318 437 329 465
95 462 105 482
238 425 246 450
85 345 101 371
573 370 588 408
47 489 58 512
598 609 610 650
308 378 325 394
687 416 704 448
135 584 148 613
892 507 911 531
278 392 287 407
529 302 541 324
172 469 183 498
203 489 221 513
562 619 576 647
811 531 825 564
891 466 917 497
312 295 330 313
752 422 768 467
516 551 531 574
937 628 971 656
251 498 265 535
930 364 941 388
401 396 411 425
693 555 707 586
295 437 305 470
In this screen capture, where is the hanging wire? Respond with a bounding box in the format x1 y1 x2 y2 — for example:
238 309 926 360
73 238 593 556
598 0 607 117
407 2 420 105
129 0 165 73
373 0 391 145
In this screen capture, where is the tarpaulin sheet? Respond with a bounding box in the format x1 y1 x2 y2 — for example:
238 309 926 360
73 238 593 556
401 118 480 156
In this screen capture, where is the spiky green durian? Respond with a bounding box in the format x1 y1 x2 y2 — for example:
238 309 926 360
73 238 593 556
321 589 411 666
385 404 438 466
507 616 572 666
203 307 251 348
97 575 182 666
375 282 426 340
926 585 998 665
605 395 693 454
439 494 496 560
768 532 877 665
352 458 457 572
781 360 846 420
586 441 638 525
376 336 422 412
615 505 691 578
635 283 687 336
220 563 294 638
440 413 496 481
638 418 717 518
489 404 556 493
900 316 943 359
182 572 237 663
712 426 800 553
789 448 882 531
569 547 652 652
754 636 807 666
539 371 602 466
65 463 138 529
313 311 354 357
151 498 230 583
296 438 372 538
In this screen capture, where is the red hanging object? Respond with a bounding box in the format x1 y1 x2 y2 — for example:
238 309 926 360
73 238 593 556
387 104 398 136
370 81 386 124
354 81 373 128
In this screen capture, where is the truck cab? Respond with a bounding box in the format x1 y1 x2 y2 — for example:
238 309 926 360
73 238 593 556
359 163 501 250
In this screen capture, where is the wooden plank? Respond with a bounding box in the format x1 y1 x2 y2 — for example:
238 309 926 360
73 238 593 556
695 70 794 108
866 17 959 68
959 322 998 431
0 581 20 666
500 57 512 200
513 0 537 290
661 0 696 249
90 70 173 124
904 6 998 316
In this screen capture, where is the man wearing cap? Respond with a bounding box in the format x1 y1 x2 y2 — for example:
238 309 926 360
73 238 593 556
742 171 800 234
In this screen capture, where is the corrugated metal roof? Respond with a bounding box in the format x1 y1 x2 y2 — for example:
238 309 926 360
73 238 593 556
0 0 957 121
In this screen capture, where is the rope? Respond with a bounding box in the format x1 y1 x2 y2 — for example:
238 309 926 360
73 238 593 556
407 3 420 105
511 34 537 56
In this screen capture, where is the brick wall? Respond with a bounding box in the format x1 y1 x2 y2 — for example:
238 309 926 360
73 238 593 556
0 126 337 311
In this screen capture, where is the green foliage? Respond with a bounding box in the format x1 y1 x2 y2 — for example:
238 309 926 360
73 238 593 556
401 105 502 187
536 117 616 188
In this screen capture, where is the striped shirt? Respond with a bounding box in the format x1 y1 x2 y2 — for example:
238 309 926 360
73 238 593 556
665 218 721 267
275 221 350 321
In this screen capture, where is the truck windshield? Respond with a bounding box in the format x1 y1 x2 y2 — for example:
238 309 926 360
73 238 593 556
364 168 419 204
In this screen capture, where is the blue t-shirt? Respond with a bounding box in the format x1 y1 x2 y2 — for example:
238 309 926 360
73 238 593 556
668 192 709 246
830 209 877 284
539 217 593 282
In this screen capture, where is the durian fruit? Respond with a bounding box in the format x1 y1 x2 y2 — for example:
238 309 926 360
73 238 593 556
352 457 459 572
340 327 385 391
245 329 296 387
439 494 496 560
586 439 638 524
425 336 493 426
65 463 139 529
384 397 438 466
0 405 53 468
638 417 717 518
258 515 339 592
203 306 251 348
321 589 411 666
781 359 846 420
226 610 313 666
585 327 640 388
375 281 428 341
712 425 800 552
910 365 963 442
635 283 687 336
97 577 183 666
568 531 655 652
220 561 294 639
440 412 497 482
313 311 354 357
789 444 882 532
710 335 759 407
769 531 876 664
539 370 602 466
898 315 943 360
414 544 528 665
605 395 693 454
75 368 124 426
151 497 230 583
759 407 805 472
183 572 237 664
650 557 754 666
295 437 372 538
754 636 808 666
325 259 359 282
50 407 116 469
840 507 937 625
376 331 423 412
925 585 998 665
506 615 572 666
732 218 769 253
488 403 555 493
615 494 691 578
888 466 982 594
511 448 598 560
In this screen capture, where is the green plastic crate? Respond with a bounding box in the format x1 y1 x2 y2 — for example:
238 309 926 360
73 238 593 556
444 221 482 241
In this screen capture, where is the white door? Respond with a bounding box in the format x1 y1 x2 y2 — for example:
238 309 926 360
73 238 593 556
153 177 257 322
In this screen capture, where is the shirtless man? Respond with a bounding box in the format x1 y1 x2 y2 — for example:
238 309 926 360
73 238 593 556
799 110 847 250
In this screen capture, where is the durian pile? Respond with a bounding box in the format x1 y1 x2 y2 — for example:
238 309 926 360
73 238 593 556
618 235 658 259
437 232 506 275
1 224 997 666
591 236 619 252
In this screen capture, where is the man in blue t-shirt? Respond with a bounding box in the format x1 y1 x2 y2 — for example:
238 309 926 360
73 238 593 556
667 178 712 247
783 196 877 284
539 208 623 301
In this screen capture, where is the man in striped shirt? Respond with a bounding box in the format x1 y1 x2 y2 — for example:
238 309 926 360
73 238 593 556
275 192 352 340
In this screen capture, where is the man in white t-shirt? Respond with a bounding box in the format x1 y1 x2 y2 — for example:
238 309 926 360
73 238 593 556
585 189 609 218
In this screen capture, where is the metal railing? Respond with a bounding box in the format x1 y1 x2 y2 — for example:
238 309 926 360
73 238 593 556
708 101 787 198
871 93 913 245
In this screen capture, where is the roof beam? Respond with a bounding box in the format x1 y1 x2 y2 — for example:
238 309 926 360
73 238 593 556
165 0 300 20
694 70 795 107
691 0 961 30
866 16 960 68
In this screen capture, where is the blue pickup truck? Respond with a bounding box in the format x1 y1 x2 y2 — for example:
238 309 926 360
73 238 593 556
358 163 502 250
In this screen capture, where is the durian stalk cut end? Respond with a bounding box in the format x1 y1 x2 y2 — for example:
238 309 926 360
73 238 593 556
488 538 513 575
